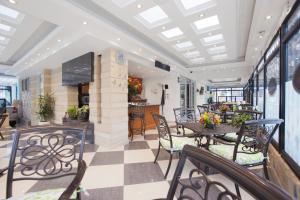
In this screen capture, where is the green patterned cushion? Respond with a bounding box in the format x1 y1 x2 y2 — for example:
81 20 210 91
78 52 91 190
222 132 254 142
209 144 265 165
160 137 198 151
7 188 77 200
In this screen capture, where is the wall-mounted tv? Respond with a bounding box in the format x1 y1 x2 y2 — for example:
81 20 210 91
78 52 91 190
62 52 94 86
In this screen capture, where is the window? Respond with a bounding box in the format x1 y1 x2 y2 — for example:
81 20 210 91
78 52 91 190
285 28 300 166
253 74 257 106
257 70 264 112
211 88 244 103
265 54 280 142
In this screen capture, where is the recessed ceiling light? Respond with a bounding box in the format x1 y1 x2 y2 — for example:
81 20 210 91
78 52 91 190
190 57 205 63
161 27 183 38
193 15 219 31
180 0 212 10
138 5 168 24
9 0 17 4
57 39 62 42
37 53 41 56
176 40 180 43
0 5 19 19
212 54 227 60
83 21 88 25
117 38 121 41
137 4 142 9
46 47 50 50
254 47 258 51
112 0 136 8
162 26 166 30
208 45 226 54
259 35 263 39
208 32 212 36
0 35 6 41
199 13 205 17
266 15 272 20
176 41 193 49
0 23 12 32
201 34 224 45
184 50 201 58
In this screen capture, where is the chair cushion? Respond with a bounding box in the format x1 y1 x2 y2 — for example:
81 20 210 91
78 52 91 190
7 188 77 200
177 128 194 135
221 132 254 142
160 137 198 151
208 144 265 165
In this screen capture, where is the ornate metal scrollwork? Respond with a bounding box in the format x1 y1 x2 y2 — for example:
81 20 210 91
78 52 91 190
16 130 81 178
177 169 240 200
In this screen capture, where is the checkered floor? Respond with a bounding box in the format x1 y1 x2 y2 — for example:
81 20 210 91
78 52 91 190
0 129 256 200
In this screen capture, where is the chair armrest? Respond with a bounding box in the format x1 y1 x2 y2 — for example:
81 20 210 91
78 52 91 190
59 160 87 200
0 167 8 177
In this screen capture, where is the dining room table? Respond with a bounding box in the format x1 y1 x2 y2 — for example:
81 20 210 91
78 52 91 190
178 122 239 148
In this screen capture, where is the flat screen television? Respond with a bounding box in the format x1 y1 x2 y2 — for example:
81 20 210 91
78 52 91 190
62 52 94 86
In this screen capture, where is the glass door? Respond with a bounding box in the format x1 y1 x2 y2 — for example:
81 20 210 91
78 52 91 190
179 76 195 108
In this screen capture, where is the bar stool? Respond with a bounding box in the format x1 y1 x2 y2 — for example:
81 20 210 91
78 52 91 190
129 103 146 141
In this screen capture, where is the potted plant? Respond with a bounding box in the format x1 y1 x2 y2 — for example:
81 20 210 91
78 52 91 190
36 93 55 122
219 104 230 113
128 84 138 101
67 105 78 120
231 114 253 128
78 105 89 121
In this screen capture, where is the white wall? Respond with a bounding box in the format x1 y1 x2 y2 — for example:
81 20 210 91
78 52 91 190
195 80 210 106
143 74 180 122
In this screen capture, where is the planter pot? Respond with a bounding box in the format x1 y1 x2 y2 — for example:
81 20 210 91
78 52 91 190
78 112 89 122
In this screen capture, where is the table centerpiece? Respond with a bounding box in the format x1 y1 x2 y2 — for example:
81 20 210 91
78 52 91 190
200 112 221 129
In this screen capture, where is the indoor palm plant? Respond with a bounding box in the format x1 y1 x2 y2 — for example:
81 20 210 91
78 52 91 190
36 93 55 122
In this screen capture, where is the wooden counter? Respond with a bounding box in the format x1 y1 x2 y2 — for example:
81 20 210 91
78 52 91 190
128 104 160 134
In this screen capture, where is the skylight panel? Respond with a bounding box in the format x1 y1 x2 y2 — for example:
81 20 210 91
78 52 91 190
176 41 193 49
194 15 220 30
212 54 227 60
0 23 12 32
184 50 200 58
191 57 205 63
201 34 224 46
0 5 19 19
139 6 168 24
181 0 212 10
208 45 226 54
161 27 183 39
112 0 136 8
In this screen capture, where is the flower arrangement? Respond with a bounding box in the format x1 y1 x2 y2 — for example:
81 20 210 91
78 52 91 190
200 112 221 129
219 104 230 113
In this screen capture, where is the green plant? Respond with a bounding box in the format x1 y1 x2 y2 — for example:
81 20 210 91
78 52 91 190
231 114 253 127
36 93 55 122
78 105 89 121
67 105 78 120
207 97 213 104
128 84 138 98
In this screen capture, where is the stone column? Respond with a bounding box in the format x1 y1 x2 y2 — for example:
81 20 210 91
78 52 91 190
94 48 128 147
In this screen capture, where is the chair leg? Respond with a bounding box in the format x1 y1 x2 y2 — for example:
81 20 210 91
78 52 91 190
263 161 269 180
154 143 161 164
235 183 241 198
129 120 134 142
0 131 4 140
164 154 173 179
76 187 81 200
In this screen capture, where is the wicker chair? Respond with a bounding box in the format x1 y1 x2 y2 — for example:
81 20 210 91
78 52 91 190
157 145 292 200
4 126 87 200
152 113 198 179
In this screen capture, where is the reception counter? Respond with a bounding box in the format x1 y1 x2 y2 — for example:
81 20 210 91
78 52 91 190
128 104 160 133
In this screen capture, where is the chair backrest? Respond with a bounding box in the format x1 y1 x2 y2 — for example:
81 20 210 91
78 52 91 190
166 145 292 200
196 105 209 115
129 103 146 119
6 126 86 198
235 110 263 120
173 108 196 123
152 113 174 148
234 119 283 161
0 114 7 127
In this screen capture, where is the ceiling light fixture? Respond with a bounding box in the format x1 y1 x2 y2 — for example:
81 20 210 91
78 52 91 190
138 5 168 24
254 47 258 51
161 27 183 38
193 15 219 31
266 15 272 20
83 21 88 25
8 0 17 4
0 5 20 19
137 4 142 9
199 13 205 17
46 47 50 50
176 41 193 49
57 39 62 42
117 38 121 41
259 35 263 39
162 26 166 30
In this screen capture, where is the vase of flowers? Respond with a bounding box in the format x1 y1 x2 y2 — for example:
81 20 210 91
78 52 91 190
200 112 221 129
219 104 229 113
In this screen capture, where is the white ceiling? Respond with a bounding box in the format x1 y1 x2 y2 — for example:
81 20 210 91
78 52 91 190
0 0 294 87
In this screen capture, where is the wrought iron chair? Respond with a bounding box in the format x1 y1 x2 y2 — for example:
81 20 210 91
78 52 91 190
196 105 209 116
220 110 263 142
208 119 284 180
4 126 87 200
152 113 198 179
173 108 196 136
0 114 8 140
158 145 291 200
129 103 146 141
